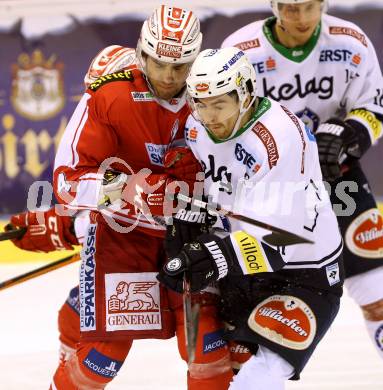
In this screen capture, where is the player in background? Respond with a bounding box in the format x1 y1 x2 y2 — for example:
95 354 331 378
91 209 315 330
222 0 383 359
50 5 233 390
159 46 344 389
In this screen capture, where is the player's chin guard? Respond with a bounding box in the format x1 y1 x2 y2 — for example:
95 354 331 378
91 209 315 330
186 47 257 141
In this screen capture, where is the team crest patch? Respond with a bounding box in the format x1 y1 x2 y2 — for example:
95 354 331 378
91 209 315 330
234 39 260 51
105 272 161 332
248 295 317 350
89 70 134 91
345 208 383 258
329 26 368 47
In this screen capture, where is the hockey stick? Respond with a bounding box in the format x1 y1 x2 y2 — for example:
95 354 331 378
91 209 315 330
0 227 26 241
0 252 80 291
183 256 200 365
176 193 313 246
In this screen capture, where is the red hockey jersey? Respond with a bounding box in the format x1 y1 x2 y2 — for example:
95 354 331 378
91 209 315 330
54 68 189 236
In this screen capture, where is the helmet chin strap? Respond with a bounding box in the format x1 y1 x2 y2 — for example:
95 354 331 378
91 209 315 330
136 48 159 99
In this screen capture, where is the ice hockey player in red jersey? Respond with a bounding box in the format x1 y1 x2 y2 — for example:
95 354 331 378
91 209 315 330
49 5 233 390
6 44 136 364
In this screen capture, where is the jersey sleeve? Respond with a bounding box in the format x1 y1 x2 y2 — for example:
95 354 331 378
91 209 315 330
53 91 119 210
221 33 236 48
228 119 313 274
343 34 383 144
220 23 250 48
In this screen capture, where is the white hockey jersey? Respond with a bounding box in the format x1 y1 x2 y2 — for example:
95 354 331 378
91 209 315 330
222 14 383 143
185 97 342 272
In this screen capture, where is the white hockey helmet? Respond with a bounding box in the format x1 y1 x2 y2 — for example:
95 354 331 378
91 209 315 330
136 5 202 66
84 45 136 88
271 0 328 21
187 47 257 140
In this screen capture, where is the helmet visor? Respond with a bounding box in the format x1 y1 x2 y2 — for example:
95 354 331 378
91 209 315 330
188 91 241 140
278 0 322 23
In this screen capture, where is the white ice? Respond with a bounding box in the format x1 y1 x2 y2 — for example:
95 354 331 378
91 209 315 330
0 262 382 389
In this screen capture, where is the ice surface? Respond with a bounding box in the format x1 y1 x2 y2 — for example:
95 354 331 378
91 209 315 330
0 262 381 389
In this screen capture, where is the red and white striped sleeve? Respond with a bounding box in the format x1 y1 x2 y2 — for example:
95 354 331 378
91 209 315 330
53 91 118 211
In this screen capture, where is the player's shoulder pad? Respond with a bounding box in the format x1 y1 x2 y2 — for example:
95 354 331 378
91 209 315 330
221 20 263 50
88 70 134 92
323 14 369 48
250 99 307 159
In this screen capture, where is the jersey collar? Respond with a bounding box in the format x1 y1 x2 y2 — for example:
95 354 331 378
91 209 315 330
263 17 321 63
206 97 272 144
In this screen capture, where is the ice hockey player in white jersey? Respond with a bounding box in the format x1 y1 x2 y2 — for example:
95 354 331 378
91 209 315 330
158 47 344 389
222 0 383 360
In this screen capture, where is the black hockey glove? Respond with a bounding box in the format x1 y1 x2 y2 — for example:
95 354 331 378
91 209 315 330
158 234 235 293
164 207 210 258
315 118 371 182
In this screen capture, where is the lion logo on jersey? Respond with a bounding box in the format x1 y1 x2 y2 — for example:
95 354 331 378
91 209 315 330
109 281 159 311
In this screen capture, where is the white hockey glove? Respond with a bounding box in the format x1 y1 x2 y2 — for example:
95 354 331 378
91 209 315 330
98 169 170 216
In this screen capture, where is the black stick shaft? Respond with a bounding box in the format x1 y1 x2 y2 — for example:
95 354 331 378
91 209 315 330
0 253 80 291
176 193 313 246
0 227 27 242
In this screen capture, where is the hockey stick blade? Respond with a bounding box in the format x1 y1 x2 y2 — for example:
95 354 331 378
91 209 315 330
175 193 313 246
0 227 27 242
0 252 80 291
